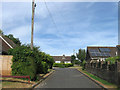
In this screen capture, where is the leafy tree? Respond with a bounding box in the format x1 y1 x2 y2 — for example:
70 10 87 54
5 34 21 46
0 29 4 35
105 56 120 64
71 55 76 65
76 49 86 63
74 60 81 65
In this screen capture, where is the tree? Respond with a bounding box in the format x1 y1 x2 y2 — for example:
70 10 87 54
77 49 86 63
71 55 76 65
0 29 4 35
5 34 21 46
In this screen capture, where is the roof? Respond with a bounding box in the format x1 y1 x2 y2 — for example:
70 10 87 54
87 46 117 59
52 55 71 61
0 35 16 53
2 36 16 48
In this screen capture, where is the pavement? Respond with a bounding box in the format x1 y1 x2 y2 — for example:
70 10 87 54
36 68 102 88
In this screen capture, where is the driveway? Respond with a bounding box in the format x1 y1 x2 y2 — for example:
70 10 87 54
36 68 101 88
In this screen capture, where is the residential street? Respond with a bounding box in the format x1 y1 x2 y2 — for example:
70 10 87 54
36 68 101 88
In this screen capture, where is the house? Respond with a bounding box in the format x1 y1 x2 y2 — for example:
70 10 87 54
52 55 71 64
0 34 16 55
117 45 120 57
86 46 117 62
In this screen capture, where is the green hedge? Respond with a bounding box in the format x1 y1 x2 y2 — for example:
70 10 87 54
8 45 54 81
53 63 73 68
64 63 73 67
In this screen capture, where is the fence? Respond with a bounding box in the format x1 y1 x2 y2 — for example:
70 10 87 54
85 61 120 86
0 55 13 75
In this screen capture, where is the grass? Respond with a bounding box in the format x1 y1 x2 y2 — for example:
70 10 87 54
83 70 113 85
2 81 32 88
77 67 118 88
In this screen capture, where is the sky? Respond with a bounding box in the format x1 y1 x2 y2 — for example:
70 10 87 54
1 2 118 56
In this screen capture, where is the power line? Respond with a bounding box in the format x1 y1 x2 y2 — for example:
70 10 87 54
44 0 58 31
43 1 70 55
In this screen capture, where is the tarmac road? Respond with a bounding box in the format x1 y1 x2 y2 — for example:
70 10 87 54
36 68 101 89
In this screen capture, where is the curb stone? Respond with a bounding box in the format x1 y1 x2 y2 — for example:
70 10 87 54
31 70 55 88
76 69 107 90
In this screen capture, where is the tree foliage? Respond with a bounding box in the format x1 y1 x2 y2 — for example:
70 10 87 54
5 34 21 46
105 56 120 64
76 49 86 62
0 29 4 35
71 55 76 65
8 45 54 80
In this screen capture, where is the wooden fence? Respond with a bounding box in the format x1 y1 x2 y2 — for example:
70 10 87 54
0 55 13 75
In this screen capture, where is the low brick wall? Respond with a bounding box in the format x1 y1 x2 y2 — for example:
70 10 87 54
0 55 13 75
85 62 120 86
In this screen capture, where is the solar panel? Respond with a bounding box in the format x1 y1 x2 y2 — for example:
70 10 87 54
90 52 111 57
100 52 111 57
89 49 99 53
99 48 111 52
96 52 102 56
90 52 97 56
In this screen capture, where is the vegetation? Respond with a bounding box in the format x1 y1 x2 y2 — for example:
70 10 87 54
77 67 117 88
0 30 21 46
71 55 76 65
76 49 86 63
82 70 115 86
0 29 4 35
74 60 81 65
8 45 54 81
105 56 120 64
53 63 73 68
5 34 21 46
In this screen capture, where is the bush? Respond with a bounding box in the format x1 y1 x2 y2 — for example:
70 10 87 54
82 60 86 70
53 63 65 68
8 45 54 81
64 63 73 67
53 63 73 68
105 56 119 64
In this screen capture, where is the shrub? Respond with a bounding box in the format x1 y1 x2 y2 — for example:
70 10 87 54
53 63 65 68
8 45 54 80
82 60 86 70
64 63 73 67
53 63 73 68
105 56 119 64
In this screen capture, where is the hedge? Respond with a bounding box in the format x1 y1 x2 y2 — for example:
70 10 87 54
8 45 54 81
53 63 73 68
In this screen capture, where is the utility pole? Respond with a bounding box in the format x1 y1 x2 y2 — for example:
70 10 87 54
31 0 36 50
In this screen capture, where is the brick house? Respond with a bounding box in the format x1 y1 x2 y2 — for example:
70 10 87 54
52 55 71 64
86 46 117 62
0 34 16 55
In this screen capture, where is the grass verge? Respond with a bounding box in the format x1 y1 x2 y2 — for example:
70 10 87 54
77 67 118 88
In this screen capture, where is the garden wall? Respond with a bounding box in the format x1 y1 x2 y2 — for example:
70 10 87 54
0 55 13 75
85 62 120 86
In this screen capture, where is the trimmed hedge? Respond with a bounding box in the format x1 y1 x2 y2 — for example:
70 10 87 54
64 63 73 67
53 63 73 68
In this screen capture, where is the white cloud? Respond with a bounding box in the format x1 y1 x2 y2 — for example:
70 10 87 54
2 2 118 55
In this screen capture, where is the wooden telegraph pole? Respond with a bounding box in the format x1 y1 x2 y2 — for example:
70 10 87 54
31 0 36 50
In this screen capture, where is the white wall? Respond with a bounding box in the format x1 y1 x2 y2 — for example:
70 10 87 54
64 61 71 64
55 61 61 63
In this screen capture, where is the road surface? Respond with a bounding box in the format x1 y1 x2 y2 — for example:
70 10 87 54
36 68 101 88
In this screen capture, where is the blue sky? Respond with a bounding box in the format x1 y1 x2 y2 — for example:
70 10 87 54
1 2 118 56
